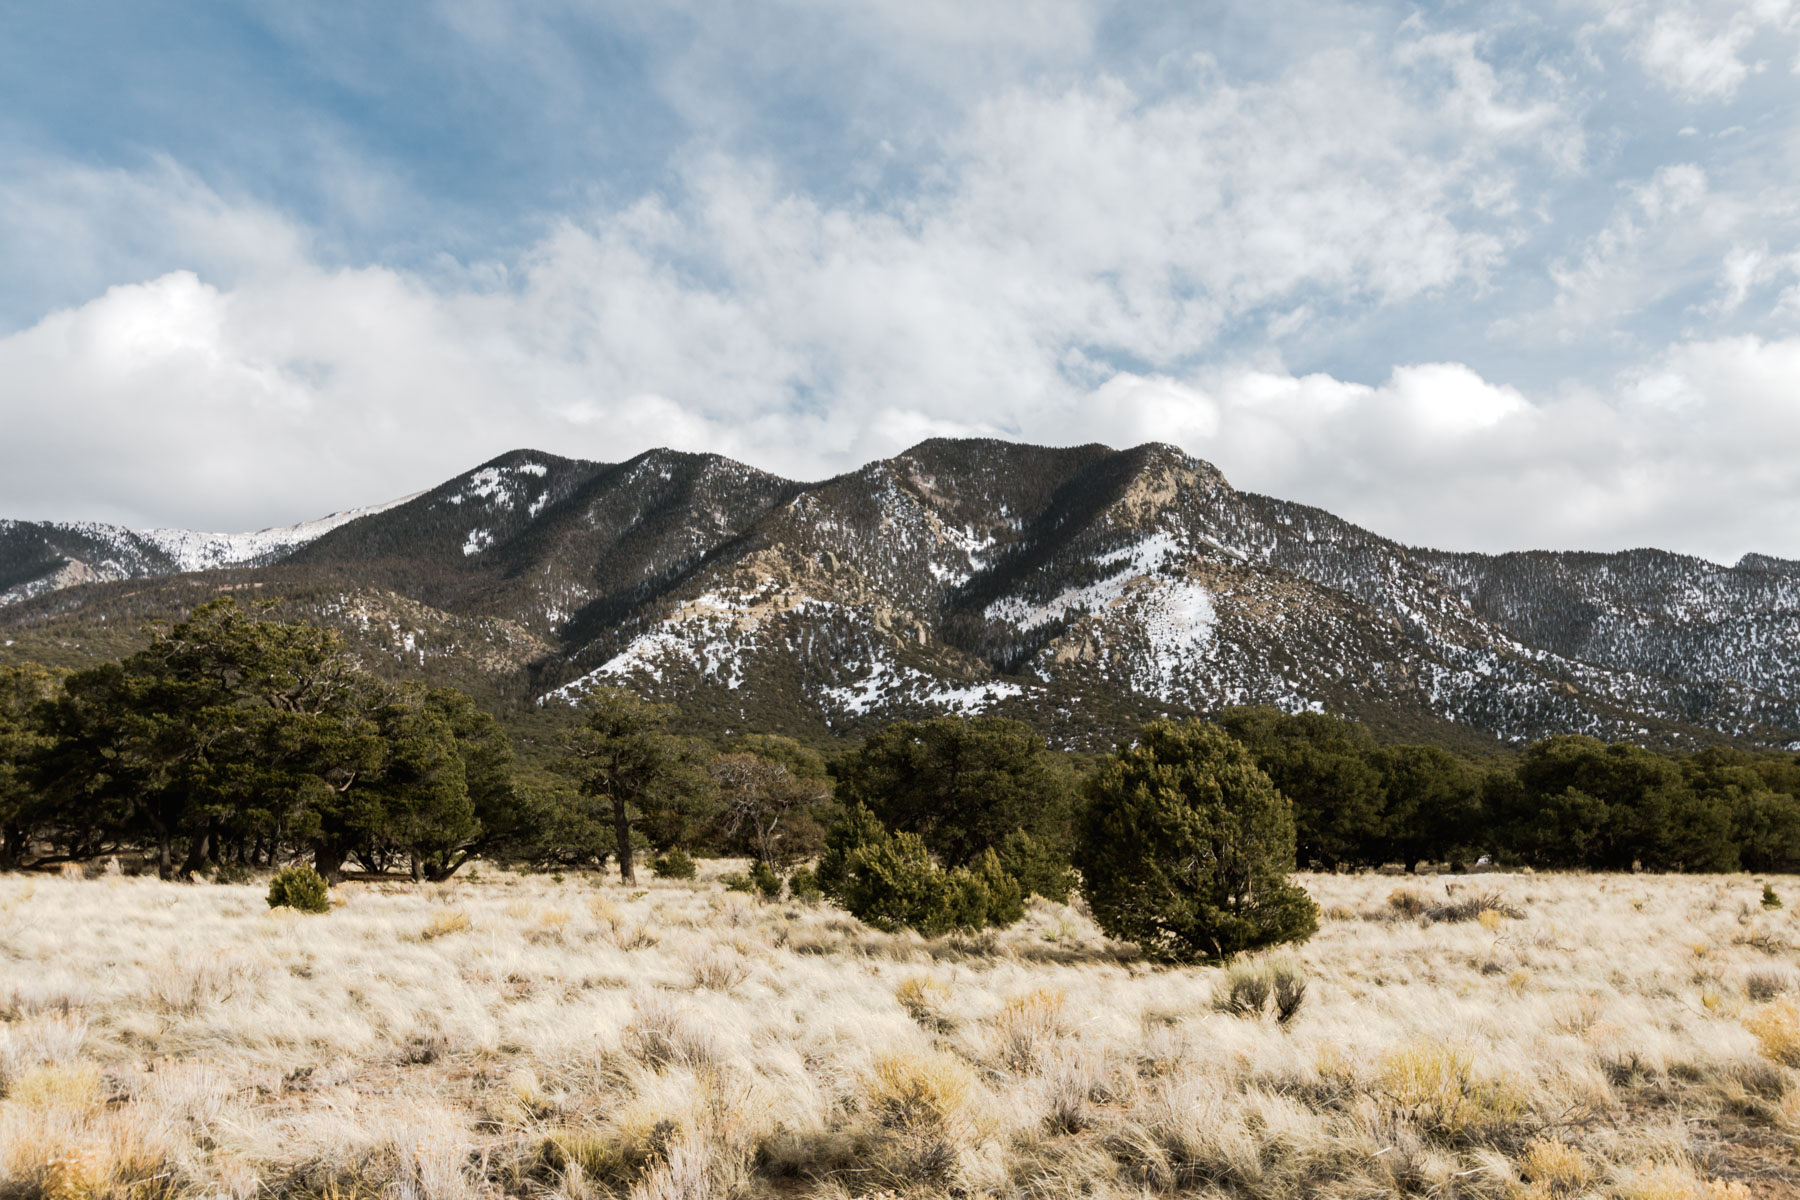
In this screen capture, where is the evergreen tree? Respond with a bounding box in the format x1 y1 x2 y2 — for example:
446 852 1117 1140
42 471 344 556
1216 707 1385 868
555 687 713 883
832 715 1075 867
0 664 62 868
1075 720 1318 963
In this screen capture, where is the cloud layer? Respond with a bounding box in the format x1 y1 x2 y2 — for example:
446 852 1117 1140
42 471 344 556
2 1 1799 563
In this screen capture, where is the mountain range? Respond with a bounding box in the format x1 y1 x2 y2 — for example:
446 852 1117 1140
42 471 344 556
4 439 1798 751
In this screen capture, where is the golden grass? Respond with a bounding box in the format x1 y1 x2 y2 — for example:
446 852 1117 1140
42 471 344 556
0 867 1795 1197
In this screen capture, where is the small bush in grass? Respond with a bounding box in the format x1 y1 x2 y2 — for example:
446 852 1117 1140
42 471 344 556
266 864 330 913
1746 970 1794 1002
865 1049 974 1132
1213 960 1271 1017
990 987 1067 1071
1423 890 1523 924
720 871 754 894
835 823 1023 935
1763 883 1783 910
786 865 822 903
750 860 783 901
421 909 472 940
1517 1138 1590 1195
1377 1039 1525 1142
1386 887 1429 919
1211 957 1307 1023
1745 999 1800 1067
651 850 697 880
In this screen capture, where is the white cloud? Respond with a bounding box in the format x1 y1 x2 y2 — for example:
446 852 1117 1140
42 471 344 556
1587 0 1799 101
4 6 1800 565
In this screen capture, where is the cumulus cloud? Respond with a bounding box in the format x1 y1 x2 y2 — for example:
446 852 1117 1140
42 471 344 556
3 1 1800 565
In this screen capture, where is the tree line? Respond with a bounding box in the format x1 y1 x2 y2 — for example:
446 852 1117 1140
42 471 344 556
5 601 1800 909
1214 708 1800 873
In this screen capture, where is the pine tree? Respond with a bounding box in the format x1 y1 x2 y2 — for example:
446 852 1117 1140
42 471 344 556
1075 720 1318 963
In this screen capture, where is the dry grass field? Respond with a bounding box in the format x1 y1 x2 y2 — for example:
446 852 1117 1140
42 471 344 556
4 866 1800 1199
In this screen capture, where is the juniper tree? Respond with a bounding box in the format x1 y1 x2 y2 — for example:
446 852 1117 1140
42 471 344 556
1075 720 1318 963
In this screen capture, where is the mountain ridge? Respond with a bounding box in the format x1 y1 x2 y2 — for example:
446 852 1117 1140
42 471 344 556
3 438 1797 752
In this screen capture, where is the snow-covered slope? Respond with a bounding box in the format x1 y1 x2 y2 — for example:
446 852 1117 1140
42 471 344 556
0 493 419 605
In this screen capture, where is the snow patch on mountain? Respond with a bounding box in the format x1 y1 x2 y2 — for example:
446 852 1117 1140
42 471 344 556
139 492 422 572
986 533 1183 630
822 652 1027 717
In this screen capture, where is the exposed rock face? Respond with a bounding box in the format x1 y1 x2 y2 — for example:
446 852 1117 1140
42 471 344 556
4 439 1797 749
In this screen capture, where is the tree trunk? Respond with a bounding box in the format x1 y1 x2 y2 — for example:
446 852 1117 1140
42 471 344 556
0 824 22 870
410 851 423 883
180 828 209 879
613 793 635 885
314 841 351 885
158 831 174 881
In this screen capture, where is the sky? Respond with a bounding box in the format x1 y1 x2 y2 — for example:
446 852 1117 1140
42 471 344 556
1 1 1798 563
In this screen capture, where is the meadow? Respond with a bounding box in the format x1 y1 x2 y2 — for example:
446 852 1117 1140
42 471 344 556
3 866 1798 1199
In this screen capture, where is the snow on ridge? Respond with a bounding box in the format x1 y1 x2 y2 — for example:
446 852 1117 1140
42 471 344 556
985 532 1183 630
137 491 425 572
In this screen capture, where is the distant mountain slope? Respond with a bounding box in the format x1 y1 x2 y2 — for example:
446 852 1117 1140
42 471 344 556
3 439 1796 751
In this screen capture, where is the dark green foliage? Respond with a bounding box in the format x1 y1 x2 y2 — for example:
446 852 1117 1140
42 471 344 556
1764 883 1783 910
27 598 503 882
1075 720 1319 963
831 715 1075 867
750 859 783 901
1216 707 1385 869
996 829 1074 902
267 863 331 913
721 870 754 893
829 813 1025 936
1370 743 1482 864
815 802 890 902
554 687 716 884
651 849 696 880
0 663 62 868
786 864 822 902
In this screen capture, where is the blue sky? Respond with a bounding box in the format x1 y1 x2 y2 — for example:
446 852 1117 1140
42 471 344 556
2 1 1798 561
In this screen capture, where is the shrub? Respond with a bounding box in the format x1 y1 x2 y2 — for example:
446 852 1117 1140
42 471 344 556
997 829 1075 903
816 802 890 901
864 1049 975 1132
1386 887 1429 918
750 860 783 902
651 849 697 880
1744 999 1800 1067
1212 960 1272 1017
1376 1039 1525 1142
841 830 954 934
1422 890 1523 924
1764 883 1783 910
786 865 822 903
1211 957 1307 1023
824 808 1024 935
720 871 754 894
1073 720 1319 963
421 909 472 940
266 864 331 913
